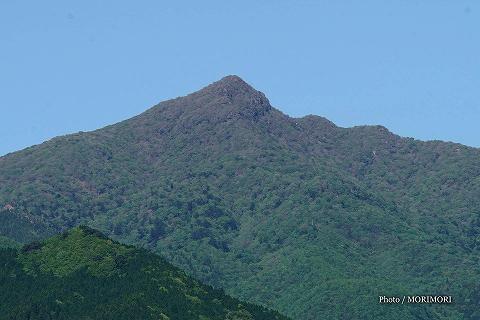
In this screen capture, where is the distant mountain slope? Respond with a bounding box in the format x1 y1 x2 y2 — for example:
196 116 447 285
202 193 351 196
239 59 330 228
0 207 55 244
0 226 287 320
0 76 479 319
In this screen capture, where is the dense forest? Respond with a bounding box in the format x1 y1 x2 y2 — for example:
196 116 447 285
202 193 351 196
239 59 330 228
0 226 287 320
1 76 479 319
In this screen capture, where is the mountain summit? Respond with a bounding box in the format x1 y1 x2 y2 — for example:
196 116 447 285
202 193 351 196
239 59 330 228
195 75 270 107
1 76 480 319
151 75 272 123
200 75 263 97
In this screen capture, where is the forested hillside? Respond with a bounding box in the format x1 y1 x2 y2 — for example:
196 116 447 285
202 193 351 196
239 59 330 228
0 226 287 320
1 76 479 319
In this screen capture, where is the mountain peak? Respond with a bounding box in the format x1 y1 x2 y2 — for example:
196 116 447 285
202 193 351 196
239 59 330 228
214 74 249 86
188 75 272 119
206 75 257 94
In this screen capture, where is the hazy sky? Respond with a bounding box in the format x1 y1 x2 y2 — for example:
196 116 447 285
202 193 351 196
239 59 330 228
1 1 479 156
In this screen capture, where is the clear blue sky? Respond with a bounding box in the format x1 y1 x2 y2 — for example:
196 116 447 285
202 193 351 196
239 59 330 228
1 1 479 156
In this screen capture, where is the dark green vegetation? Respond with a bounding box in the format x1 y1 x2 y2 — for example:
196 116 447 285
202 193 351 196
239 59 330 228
1 76 479 319
0 207 54 244
0 226 287 320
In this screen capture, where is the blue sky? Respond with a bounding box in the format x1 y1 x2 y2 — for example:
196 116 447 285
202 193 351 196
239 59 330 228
1 1 479 156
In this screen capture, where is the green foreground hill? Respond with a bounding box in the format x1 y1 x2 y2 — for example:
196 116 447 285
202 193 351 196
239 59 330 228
1 76 479 319
0 226 287 320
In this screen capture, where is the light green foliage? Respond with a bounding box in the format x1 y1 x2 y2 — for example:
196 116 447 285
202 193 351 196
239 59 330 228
0 227 287 320
18 226 133 277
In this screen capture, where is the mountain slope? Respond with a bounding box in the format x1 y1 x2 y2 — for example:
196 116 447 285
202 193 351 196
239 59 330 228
0 76 479 319
0 226 288 320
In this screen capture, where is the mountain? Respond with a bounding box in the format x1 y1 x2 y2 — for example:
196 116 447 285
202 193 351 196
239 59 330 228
1 75 479 319
0 226 288 320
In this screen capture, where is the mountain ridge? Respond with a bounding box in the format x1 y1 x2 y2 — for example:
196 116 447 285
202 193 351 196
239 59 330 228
3 75 475 159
